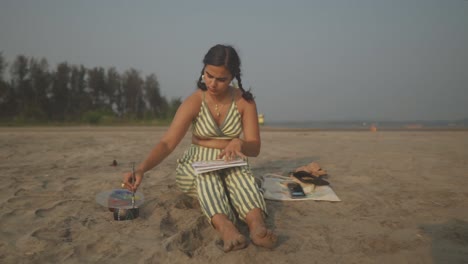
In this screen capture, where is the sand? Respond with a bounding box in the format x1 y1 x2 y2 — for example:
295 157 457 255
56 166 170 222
0 127 467 264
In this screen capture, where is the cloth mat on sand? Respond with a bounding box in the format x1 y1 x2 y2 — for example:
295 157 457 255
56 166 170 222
260 173 341 202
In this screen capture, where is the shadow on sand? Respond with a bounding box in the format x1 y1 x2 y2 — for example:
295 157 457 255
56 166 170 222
251 156 322 247
420 219 468 264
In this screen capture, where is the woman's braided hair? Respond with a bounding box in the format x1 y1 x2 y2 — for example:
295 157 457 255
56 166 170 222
197 44 254 101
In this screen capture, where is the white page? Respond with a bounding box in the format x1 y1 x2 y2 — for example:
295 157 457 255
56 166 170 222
191 159 247 175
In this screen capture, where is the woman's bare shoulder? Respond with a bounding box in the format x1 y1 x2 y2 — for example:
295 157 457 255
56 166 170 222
183 89 203 106
233 87 256 109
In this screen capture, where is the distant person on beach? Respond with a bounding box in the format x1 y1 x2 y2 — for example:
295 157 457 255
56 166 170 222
122 44 277 252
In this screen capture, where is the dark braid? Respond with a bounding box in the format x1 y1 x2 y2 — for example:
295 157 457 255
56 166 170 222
196 44 254 102
235 73 254 101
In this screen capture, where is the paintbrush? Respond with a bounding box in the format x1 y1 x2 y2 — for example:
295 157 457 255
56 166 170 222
131 162 135 208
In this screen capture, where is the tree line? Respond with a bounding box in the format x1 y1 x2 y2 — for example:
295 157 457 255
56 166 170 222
0 52 181 124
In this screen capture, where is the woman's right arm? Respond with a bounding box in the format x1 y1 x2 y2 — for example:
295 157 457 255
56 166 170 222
123 91 201 191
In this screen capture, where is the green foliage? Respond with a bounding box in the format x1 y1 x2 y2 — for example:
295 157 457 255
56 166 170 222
0 52 7 80
81 109 116 125
19 104 47 121
0 54 181 126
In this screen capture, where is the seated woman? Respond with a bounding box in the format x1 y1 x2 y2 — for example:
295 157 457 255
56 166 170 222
122 44 277 252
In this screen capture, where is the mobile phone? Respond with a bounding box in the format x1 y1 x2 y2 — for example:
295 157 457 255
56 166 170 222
287 182 306 198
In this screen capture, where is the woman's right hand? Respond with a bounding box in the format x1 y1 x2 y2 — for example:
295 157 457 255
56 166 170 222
122 170 143 192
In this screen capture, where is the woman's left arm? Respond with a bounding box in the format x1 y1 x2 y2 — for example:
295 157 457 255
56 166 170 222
237 98 261 157
218 92 261 160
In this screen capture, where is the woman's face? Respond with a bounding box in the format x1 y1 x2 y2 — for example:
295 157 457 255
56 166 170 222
203 64 233 96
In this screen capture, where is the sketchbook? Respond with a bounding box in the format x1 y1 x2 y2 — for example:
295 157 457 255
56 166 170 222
191 159 247 174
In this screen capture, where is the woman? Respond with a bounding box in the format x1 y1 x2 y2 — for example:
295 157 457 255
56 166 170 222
122 44 277 252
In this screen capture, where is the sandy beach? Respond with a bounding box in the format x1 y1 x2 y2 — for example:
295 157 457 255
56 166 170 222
0 127 467 264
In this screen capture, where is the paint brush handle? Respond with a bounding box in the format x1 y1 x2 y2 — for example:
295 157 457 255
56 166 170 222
131 162 136 208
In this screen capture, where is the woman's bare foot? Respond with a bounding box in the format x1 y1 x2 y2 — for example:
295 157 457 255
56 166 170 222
212 214 248 252
250 222 277 248
246 208 278 249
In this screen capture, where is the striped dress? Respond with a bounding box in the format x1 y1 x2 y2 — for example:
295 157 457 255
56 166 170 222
176 90 267 222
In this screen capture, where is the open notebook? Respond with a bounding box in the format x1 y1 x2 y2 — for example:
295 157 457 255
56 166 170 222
191 159 247 175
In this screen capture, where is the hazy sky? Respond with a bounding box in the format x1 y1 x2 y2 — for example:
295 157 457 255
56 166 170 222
1 0 467 122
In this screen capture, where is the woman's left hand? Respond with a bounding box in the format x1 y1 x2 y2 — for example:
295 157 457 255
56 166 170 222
218 138 246 161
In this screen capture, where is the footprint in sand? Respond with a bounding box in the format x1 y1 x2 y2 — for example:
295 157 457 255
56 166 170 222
32 225 73 243
3 195 59 227
15 235 49 256
22 216 76 255
162 215 210 257
160 212 178 238
34 200 87 218
6 194 58 209
174 196 199 210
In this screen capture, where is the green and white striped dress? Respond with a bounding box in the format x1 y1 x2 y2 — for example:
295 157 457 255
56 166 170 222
176 90 267 222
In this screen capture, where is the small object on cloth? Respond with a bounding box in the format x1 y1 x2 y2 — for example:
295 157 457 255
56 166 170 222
111 159 118 166
291 171 329 186
295 162 328 177
121 183 125 188
287 182 306 198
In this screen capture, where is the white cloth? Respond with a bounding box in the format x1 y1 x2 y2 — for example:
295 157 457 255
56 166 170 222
260 173 341 202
